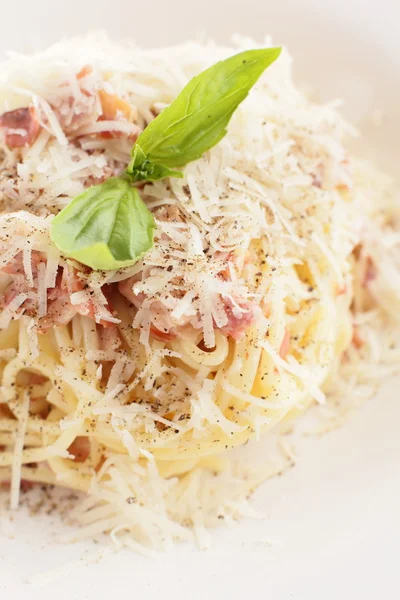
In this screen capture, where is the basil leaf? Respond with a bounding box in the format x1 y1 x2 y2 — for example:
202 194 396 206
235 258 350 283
127 47 281 181
50 177 155 270
129 143 183 181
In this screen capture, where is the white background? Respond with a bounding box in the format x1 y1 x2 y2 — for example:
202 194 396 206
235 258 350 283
0 1 399 598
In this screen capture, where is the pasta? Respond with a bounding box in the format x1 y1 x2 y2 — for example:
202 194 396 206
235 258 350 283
0 33 399 551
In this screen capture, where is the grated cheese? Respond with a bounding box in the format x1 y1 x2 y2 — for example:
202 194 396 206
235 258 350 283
0 33 398 556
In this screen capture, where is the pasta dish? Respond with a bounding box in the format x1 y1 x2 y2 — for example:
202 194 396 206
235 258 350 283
0 33 399 552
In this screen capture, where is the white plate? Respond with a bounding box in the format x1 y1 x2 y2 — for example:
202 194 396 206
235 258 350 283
0 1 399 598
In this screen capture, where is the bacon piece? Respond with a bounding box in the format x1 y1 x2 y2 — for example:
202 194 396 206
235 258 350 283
150 325 176 342
0 106 40 148
100 284 115 313
67 436 91 462
220 300 257 341
37 297 76 331
76 66 94 98
99 89 136 122
362 256 376 288
0 277 35 315
0 283 21 311
336 284 347 296
84 285 116 327
155 204 184 223
1 479 35 492
52 67 99 134
1 250 45 277
279 329 291 359
26 372 48 385
38 268 116 331
94 454 106 473
98 89 137 140
77 65 93 80
352 327 364 349
68 274 115 326
118 275 144 308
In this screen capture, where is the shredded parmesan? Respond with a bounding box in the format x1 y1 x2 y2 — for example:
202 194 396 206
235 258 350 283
0 33 398 555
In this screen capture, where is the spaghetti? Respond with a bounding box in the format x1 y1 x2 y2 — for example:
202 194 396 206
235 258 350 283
0 34 399 550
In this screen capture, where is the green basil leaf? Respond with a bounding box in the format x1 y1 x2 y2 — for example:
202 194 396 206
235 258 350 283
50 177 155 270
129 144 183 181
126 47 281 180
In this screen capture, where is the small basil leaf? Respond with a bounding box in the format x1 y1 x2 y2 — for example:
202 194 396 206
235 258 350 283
126 46 281 180
129 143 183 181
50 177 155 270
